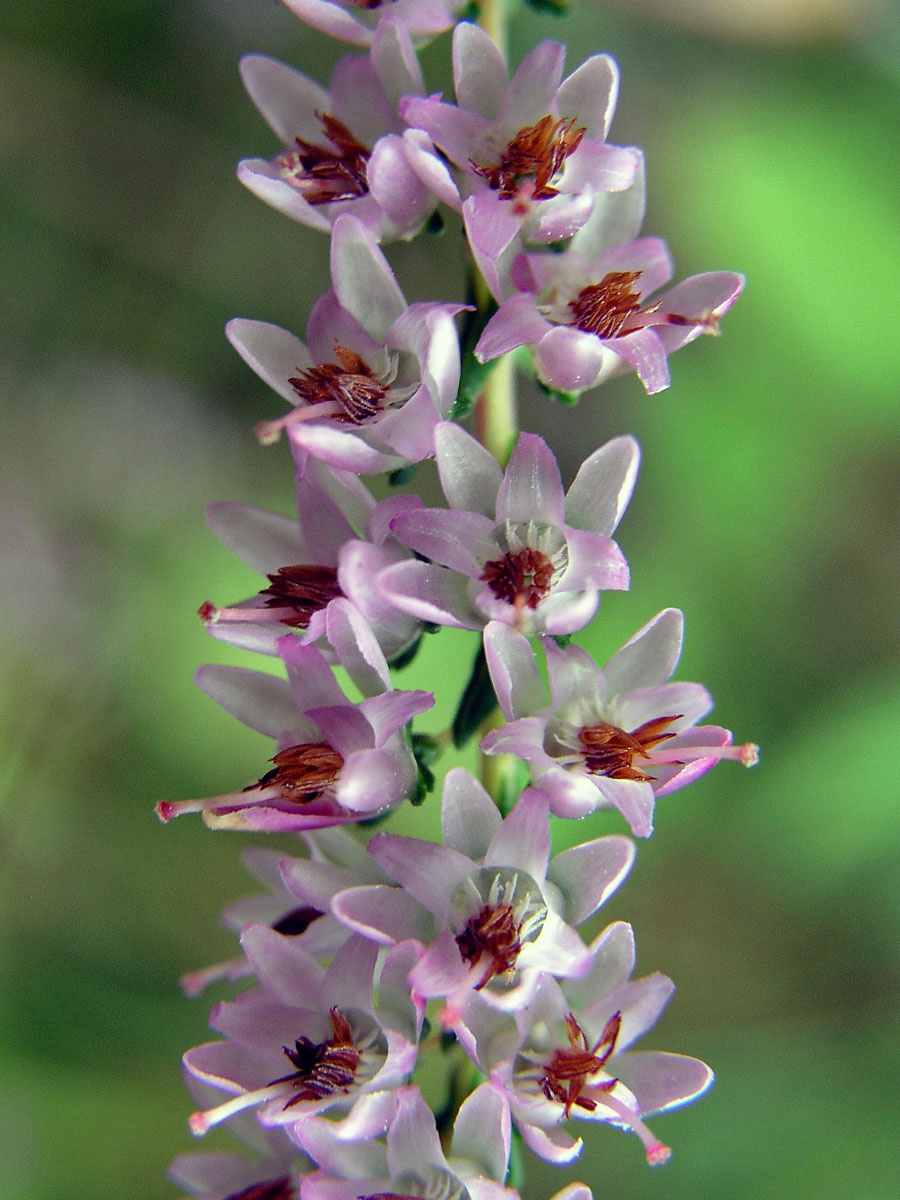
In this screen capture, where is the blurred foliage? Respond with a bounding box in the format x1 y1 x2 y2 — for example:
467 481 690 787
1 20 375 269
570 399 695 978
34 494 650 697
1 1 898 1198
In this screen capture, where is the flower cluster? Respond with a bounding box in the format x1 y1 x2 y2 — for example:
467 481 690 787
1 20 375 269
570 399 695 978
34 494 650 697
159 4 756 1200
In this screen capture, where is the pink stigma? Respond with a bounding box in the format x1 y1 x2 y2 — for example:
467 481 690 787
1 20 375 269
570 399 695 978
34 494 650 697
646 1142 672 1166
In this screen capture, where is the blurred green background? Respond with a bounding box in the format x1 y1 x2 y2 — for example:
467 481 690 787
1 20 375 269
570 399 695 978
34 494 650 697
1 1 899 1197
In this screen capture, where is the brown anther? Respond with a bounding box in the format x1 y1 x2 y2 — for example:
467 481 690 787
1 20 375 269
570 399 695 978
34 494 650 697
569 271 646 339
456 902 523 987
271 905 324 937
352 0 385 7
578 714 682 781
223 1179 296 1200
480 547 556 610
252 742 344 804
471 114 585 201
539 1011 621 1116
259 564 343 628
277 113 370 205
269 1008 362 1108
289 344 387 424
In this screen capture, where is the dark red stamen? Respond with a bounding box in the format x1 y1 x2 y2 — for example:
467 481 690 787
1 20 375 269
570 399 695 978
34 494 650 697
456 903 523 987
259 564 342 628
289 343 386 424
277 113 370 205
578 715 682 781
252 742 344 804
269 1008 361 1108
480 547 556 610
471 114 585 201
569 271 646 339
539 1011 621 1116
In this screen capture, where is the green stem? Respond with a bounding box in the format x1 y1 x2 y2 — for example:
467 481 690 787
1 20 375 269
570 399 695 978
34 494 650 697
478 0 508 60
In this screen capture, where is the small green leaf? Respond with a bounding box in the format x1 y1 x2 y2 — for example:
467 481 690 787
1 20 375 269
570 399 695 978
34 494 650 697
551 633 573 649
450 295 500 421
451 642 498 748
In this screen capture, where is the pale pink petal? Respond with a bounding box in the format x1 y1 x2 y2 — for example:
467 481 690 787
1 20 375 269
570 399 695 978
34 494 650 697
451 1083 511 1181
557 53 619 139
330 214 407 341
237 158 331 232
565 434 640 537
368 135 433 230
535 325 608 392
608 327 670 394
615 1050 714 1115
440 767 501 861
226 318 313 405
205 501 307 575
332 884 431 945
497 41 566 134
400 95 490 171
368 832 473 914
239 53 329 145
378 561 479 629
434 421 504 516
496 433 565 526
547 836 635 926
194 664 295 739
484 789 550 883
483 621 547 721
475 292 550 362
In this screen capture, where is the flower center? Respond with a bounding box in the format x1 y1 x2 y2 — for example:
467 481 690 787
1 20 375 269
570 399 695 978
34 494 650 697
471 114 585 201
259 565 343 628
538 1011 621 1116
276 113 370 205
268 1007 386 1110
569 271 649 339
481 546 557 609
578 715 681 781
450 867 547 989
253 742 345 804
224 1180 296 1200
289 344 388 424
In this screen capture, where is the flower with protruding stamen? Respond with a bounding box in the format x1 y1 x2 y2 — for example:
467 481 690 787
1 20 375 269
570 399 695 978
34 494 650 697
184 934 421 1136
280 0 466 49
400 24 639 286
238 23 439 241
155 636 432 833
481 609 758 836
228 215 464 473
198 449 421 663
459 922 713 1166
379 424 636 636
475 236 743 396
330 769 634 1019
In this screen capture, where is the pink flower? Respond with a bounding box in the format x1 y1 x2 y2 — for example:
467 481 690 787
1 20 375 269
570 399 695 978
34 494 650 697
156 635 433 832
460 922 713 1166
331 770 633 1020
400 24 639 273
198 448 421 663
184 934 421 1135
481 609 758 836
379 424 636 636
280 0 465 49
238 22 438 241
475 237 743 396
228 215 464 473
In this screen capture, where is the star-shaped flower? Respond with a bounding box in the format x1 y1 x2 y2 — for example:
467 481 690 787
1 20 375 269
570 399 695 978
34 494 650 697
481 609 758 836
228 215 464 473
379 424 636 636
238 22 438 241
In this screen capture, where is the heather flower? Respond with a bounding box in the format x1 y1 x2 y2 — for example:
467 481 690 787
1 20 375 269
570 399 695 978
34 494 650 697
228 215 463 473
181 830 390 997
331 770 634 1020
401 26 638 262
292 1082 514 1200
156 635 433 832
238 22 437 241
461 921 713 1165
184 933 421 1134
481 610 758 836
475 236 744 395
379 424 636 636
280 0 464 49
198 449 421 662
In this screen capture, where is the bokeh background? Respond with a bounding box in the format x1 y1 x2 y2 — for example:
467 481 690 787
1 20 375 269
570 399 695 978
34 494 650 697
2 1 899 1197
